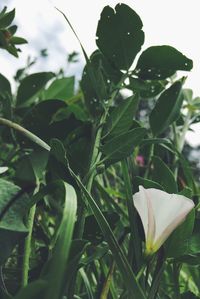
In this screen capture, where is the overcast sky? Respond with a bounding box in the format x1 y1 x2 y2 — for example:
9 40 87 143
1 0 200 146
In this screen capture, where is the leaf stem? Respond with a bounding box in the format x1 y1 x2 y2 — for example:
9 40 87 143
21 203 36 287
0 117 50 151
100 260 115 299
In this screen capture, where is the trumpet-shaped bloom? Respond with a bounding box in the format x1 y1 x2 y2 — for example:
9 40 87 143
133 186 194 255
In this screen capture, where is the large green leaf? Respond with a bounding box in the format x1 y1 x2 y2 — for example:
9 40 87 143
16 72 54 106
96 3 144 70
101 127 146 166
102 95 139 140
50 139 146 299
151 156 177 193
0 179 31 264
149 80 183 136
43 181 77 299
135 46 193 80
43 77 74 100
21 99 83 144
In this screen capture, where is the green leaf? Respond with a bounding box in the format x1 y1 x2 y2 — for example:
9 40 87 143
181 292 199 299
135 46 193 80
14 280 47 299
149 80 183 136
151 156 177 193
50 139 147 299
83 212 120 245
43 77 74 100
81 51 109 117
16 72 54 106
141 138 170 147
43 181 77 299
128 77 167 99
103 95 139 140
0 179 31 264
0 9 15 28
0 73 11 95
133 176 164 193
96 3 144 70
101 127 146 166
10 36 28 45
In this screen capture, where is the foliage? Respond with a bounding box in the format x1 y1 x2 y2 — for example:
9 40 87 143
0 3 200 299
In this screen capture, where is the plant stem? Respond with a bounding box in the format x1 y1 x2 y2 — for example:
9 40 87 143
100 261 115 299
144 144 154 179
173 262 181 299
121 158 141 271
21 203 36 287
0 117 50 151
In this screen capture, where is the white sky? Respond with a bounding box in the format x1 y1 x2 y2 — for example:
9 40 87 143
1 0 200 146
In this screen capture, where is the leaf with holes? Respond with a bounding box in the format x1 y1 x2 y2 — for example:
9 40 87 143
135 46 193 80
96 3 144 70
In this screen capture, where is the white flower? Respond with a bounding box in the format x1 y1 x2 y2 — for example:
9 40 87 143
133 185 194 255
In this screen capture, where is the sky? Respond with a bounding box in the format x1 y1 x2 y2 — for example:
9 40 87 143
1 0 200 146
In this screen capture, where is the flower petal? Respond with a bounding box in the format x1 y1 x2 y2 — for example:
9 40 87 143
133 186 194 254
145 189 194 244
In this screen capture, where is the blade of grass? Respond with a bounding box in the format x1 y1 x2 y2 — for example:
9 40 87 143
43 181 77 299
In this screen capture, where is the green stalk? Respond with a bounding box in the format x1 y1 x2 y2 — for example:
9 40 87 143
0 117 50 151
121 159 141 271
173 262 181 299
100 261 115 299
173 106 192 180
21 204 36 287
144 144 154 179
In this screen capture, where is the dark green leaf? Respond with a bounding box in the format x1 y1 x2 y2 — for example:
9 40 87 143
21 99 83 145
83 212 120 245
16 72 54 106
96 3 144 70
128 77 167 99
0 73 11 95
10 36 28 44
14 280 47 299
181 292 199 299
50 139 147 299
81 51 109 117
0 179 31 264
101 127 146 166
103 95 139 139
149 80 183 136
133 176 164 193
151 156 177 193
135 46 193 80
0 9 15 28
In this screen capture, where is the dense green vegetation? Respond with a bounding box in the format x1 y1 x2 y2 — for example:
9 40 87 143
0 4 200 299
